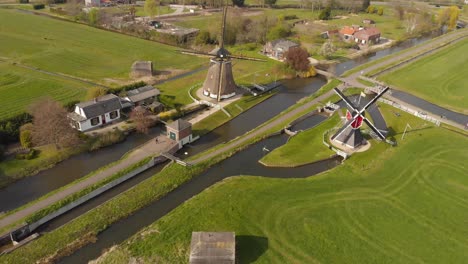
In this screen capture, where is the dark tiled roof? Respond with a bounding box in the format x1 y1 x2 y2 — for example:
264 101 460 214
189 232 235 264
270 39 299 50
167 119 191 131
76 94 122 118
354 27 381 40
126 85 160 102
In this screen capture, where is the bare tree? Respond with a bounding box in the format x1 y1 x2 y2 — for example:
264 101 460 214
285 47 310 72
320 40 337 59
30 98 80 149
130 106 153 134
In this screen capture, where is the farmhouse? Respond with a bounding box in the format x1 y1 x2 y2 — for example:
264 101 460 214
68 94 122 132
189 232 235 264
130 61 153 78
85 0 100 7
166 119 193 148
263 39 300 60
353 27 381 45
339 26 358 42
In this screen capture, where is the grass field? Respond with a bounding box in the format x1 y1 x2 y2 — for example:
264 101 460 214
0 9 204 83
0 62 89 119
259 114 337 167
93 104 468 263
379 39 468 114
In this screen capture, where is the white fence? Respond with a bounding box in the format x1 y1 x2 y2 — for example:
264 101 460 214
379 98 441 126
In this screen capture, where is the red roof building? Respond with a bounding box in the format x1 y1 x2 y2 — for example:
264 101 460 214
353 27 381 45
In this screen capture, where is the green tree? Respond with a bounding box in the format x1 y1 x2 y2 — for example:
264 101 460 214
86 87 107 100
367 5 375 14
145 0 158 17
319 40 336 59
377 7 384 16
447 6 460 30
267 23 291 41
265 0 277 7
20 130 32 148
362 0 370 11
318 6 331 20
195 30 212 45
88 8 99 26
232 0 244 7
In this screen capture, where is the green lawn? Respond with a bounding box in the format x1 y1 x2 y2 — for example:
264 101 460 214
0 8 204 84
0 62 89 119
260 114 338 167
379 39 468 114
92 104 468 263
0 145 76 189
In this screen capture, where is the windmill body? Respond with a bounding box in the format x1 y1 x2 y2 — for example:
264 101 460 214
178 6 265 102
331 87 390 149
202 48 237 100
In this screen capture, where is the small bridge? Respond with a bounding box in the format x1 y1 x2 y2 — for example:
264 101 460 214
316 69 336 78
161 152 192 167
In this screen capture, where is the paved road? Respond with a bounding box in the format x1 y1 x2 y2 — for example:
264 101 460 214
0 136 177 232
341 29 468 128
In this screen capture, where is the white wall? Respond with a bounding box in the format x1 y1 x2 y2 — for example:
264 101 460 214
77 110 121 132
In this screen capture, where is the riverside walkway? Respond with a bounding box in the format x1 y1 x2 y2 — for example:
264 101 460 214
0 135 178 231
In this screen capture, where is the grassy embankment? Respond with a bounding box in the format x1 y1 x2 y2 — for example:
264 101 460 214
92 104 468 264
379 38 468 114
0 78 343 263
0 145 79 189
259 114 338 167
0 8 205 119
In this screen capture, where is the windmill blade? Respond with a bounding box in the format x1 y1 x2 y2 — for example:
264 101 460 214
333 88 358 111
363 118 386 140
177 50 216 58
220 6 228 49
331 118 354 140
359 86 389 114
228 55 267 62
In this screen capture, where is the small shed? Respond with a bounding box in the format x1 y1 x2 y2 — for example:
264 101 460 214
124 85 160 106
130 61 153 78
166 119 193 148
189 232 235 264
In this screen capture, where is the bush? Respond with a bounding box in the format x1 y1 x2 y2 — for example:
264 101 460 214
367 5 376 14
267 23 292 41
107 81 147 95
0 113 33 144
319 7 331 20
0 145 5 161
20 130 33 148
18 0 29 3
33 4 45 10
378 7 384 16
16 149 38 160
195 30 212 45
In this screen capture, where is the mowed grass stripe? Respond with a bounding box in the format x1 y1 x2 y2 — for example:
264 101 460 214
379 39 468 113
0 63 88 119
0 9 205 83
92 105 468 263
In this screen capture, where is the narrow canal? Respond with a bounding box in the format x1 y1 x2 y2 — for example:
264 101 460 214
60 35 445 263
0 32 444 263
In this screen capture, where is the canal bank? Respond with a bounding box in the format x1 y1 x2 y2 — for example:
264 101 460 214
0 31 450 262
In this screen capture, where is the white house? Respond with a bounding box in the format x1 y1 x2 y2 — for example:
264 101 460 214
85 0 100 7
68 94 122 132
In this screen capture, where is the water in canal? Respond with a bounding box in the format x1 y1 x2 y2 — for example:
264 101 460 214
1 33 442 263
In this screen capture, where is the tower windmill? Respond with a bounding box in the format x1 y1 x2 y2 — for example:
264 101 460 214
331 87 391 149
179 6 265 101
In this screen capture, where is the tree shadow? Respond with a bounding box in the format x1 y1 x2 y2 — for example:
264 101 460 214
236 235 268 263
